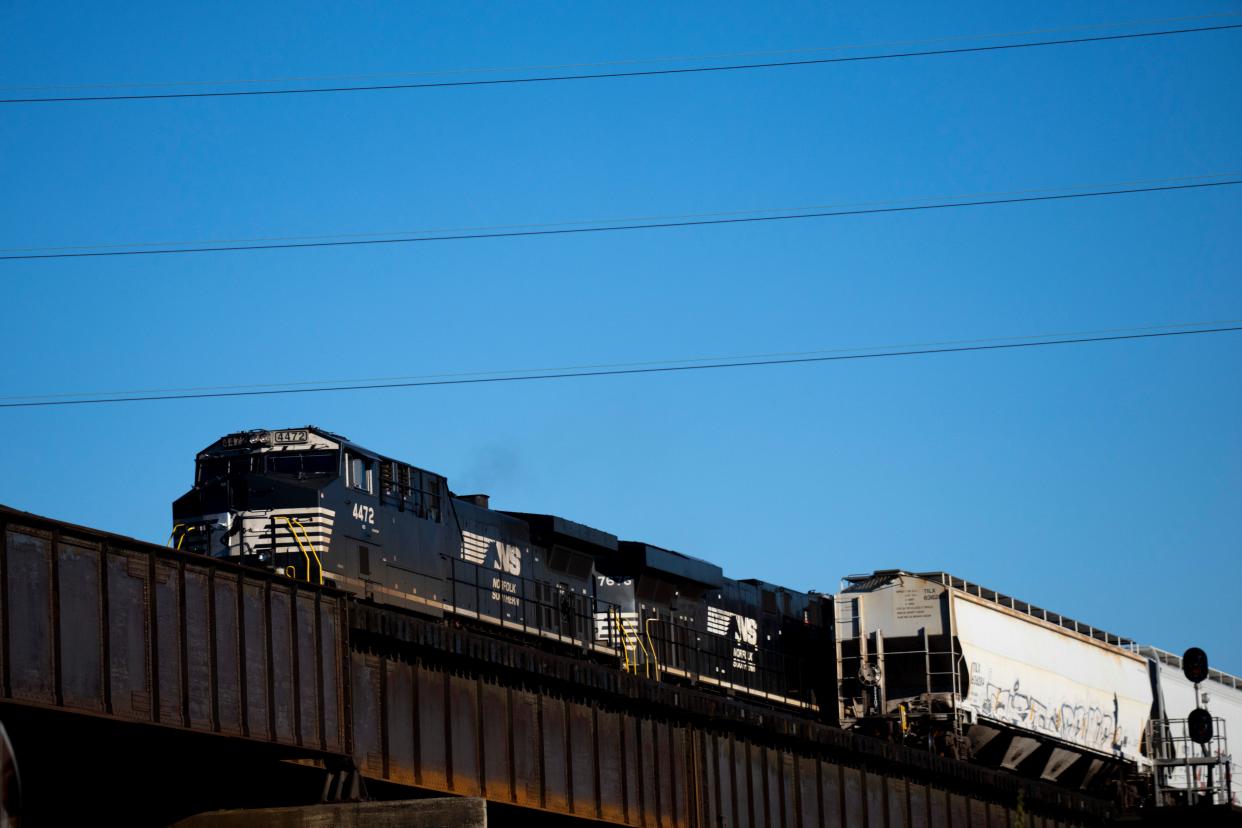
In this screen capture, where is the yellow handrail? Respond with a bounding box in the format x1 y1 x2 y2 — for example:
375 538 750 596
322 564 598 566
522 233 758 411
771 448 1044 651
635 625 652 679
280 516 323 585
644 613 661 681
611 608 632 672
280 517 310 579
293 517 324 584
168 524 196 550
614 607 650 675
622 612 652 679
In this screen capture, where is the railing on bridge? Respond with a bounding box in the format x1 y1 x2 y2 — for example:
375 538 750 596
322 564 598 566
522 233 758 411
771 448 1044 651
442 555 821 710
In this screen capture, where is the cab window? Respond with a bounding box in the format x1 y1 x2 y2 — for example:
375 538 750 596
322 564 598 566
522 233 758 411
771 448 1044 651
198 457 230 483
197 454 255 483
347 454 373 493
267 451 338 477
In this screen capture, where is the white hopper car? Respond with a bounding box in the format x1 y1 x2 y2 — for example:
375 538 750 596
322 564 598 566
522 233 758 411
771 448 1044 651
835 570 1239 804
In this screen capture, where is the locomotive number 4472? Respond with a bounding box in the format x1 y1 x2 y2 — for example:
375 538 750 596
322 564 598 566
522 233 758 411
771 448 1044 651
352 503 375 525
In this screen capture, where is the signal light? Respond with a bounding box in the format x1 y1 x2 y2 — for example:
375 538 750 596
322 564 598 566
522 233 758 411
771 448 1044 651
1188 707 1213 745
1182 647 1209 684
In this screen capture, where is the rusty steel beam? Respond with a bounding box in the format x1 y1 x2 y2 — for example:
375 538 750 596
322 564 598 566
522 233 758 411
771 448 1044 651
347 642 1109 827
350 605 1111 826
0 505 350 759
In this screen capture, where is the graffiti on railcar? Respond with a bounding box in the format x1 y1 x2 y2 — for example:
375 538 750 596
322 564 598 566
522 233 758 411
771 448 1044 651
968 663 1128 755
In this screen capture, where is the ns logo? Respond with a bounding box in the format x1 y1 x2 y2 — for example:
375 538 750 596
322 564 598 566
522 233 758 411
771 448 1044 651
493 543 522 576
734 616 758 647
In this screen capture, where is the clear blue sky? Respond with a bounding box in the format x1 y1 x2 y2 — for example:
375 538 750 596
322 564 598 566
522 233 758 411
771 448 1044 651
2 3 1239 670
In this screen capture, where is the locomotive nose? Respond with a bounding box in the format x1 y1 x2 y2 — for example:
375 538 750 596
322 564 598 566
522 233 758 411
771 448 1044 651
169 512 232 556
199 512 238 558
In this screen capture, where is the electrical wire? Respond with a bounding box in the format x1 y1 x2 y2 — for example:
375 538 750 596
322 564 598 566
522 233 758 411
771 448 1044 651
2 180 1237 262
4 172 1236 256
3 23 1239 105
1 326 1237 409
3 319 1237 403
4 12 1235 93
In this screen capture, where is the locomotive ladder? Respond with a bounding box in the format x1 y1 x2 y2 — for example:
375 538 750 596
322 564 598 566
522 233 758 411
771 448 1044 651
611 607 656 678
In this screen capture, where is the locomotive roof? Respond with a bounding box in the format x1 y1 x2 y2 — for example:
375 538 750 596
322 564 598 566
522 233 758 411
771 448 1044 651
202 426 445 475
842 569 1242 690
507 511 723 587
201 425 349 453
618 541 723 588
506 512 619 552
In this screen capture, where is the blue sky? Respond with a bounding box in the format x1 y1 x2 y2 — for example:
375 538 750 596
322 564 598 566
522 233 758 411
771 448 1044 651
2 2 1240 670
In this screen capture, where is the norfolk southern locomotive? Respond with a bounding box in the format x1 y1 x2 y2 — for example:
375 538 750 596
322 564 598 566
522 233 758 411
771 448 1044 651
172 426 832 712
173 426 1242 804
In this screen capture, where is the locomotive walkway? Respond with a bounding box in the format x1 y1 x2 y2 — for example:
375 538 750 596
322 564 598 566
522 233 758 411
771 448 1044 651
0 503 1113 826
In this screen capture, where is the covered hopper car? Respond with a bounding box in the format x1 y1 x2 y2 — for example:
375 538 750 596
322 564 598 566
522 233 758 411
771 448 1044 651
837 570 1240 805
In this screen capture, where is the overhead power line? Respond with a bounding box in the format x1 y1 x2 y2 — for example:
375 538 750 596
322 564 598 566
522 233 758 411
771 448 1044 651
2 179 1237 262
3 23 1239 105
3 319 1236 404
2 325 1238 409
5 12 1235 94
6 172 1236 256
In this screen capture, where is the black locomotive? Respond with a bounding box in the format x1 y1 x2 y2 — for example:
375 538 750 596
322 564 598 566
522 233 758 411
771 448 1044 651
172 426 834 713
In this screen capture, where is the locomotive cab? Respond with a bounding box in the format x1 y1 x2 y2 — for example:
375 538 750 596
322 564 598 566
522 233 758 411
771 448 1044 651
173 426 460 606
172 428 343 581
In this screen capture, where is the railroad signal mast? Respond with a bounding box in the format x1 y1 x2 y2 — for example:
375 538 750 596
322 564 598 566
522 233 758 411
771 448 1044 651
1149 646 1234 807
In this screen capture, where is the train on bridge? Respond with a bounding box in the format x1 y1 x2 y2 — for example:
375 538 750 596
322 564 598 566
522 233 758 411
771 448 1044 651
171 426 1240 808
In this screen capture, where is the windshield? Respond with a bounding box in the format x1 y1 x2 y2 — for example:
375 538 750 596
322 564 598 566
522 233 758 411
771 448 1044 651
265 450 339 477
197 454 256 484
